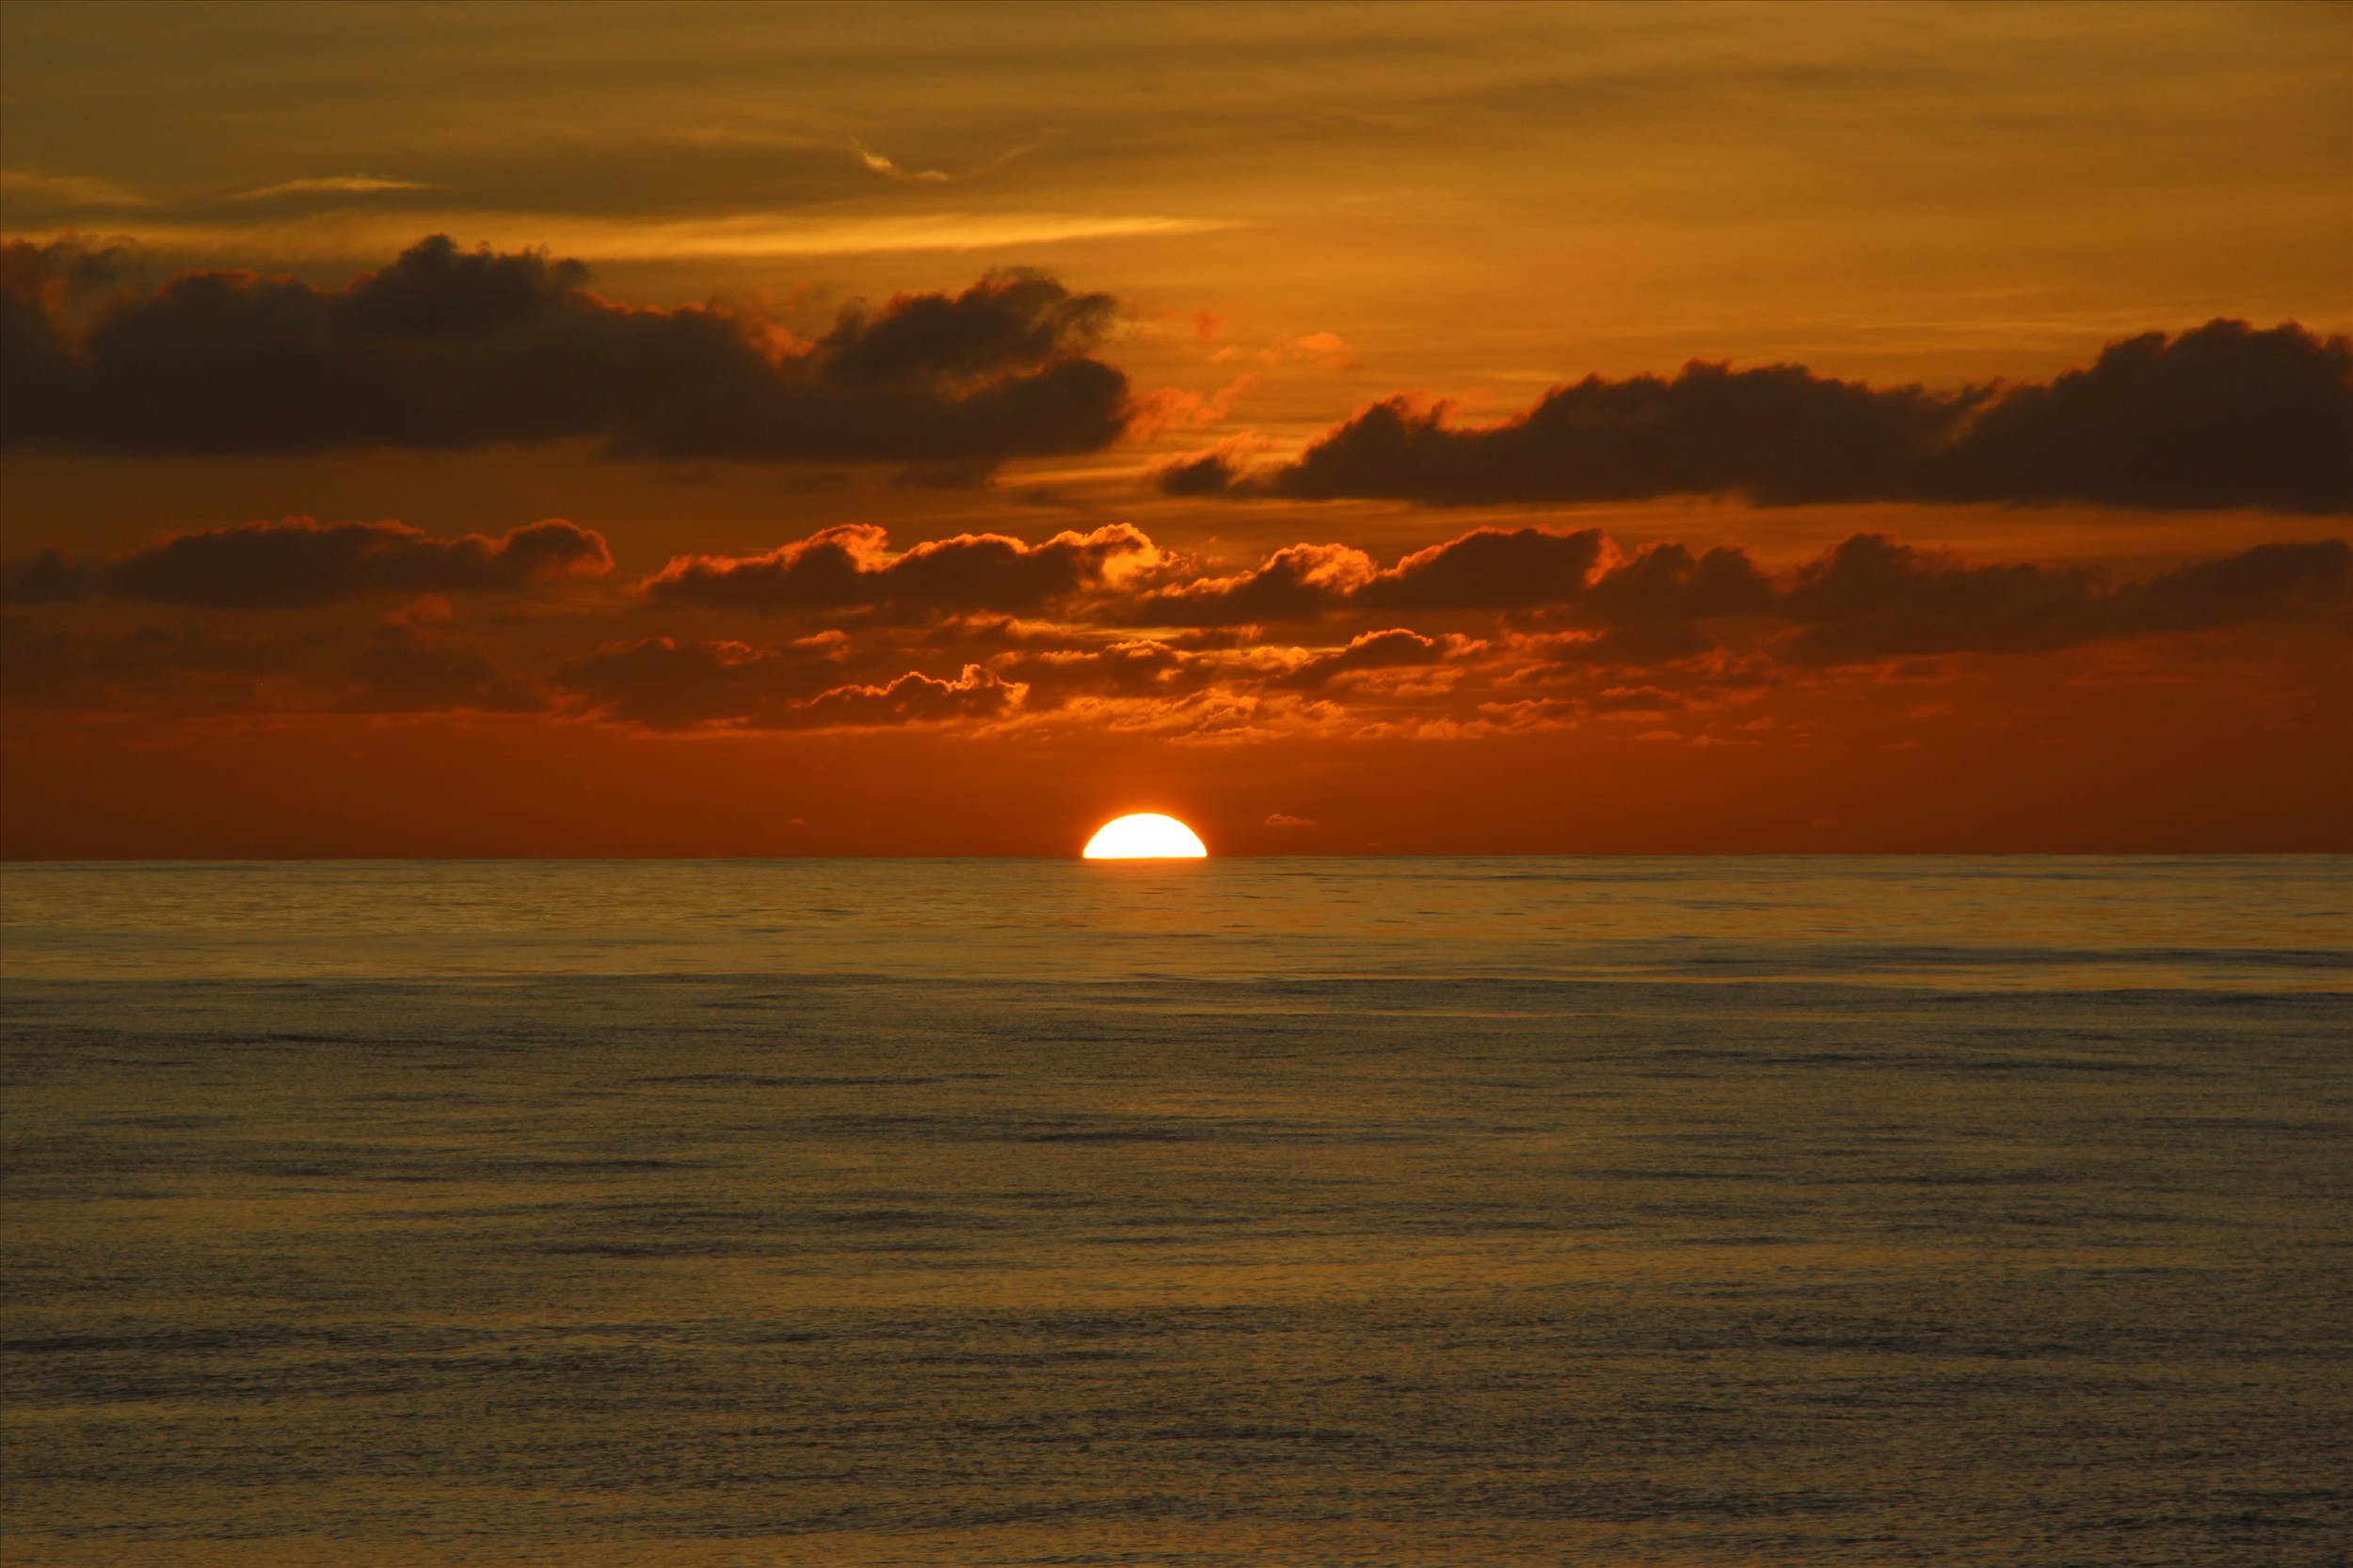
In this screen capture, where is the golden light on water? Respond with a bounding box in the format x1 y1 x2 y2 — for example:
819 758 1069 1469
1081 813 1209 859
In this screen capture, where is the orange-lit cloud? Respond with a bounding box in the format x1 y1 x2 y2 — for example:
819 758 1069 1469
554 632 850 728
642 523 1160 617
8 515 2340 744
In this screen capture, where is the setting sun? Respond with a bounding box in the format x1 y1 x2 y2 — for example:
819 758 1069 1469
1081 813 1209 859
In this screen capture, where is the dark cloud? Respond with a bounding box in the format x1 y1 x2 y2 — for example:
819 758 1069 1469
1359 526 1609 611
554 634 1020 730
642 523 1155 616
2115 539 2353 633
1779 535 2097 659
0 615 315 711
1153 451 1242 497
341 627 545 713
1161 321 2351 514
1781 534 2351 662
819 273 1112 387
554 633 852 728
1 239 135 444
2 517 612 609
3 236 1130 462
0 237 136 302
1310 369 1960 506
1935 322 2353 514
0 551 87 605
1577 542 1777 627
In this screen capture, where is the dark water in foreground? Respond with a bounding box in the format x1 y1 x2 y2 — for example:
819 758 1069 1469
3 856 2348 1566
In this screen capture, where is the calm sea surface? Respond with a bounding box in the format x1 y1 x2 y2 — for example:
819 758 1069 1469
3 857 2348 1565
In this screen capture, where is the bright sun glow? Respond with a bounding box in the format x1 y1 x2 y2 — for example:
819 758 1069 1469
1082 813 1208 859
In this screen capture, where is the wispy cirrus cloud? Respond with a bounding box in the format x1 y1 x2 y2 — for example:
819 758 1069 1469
0 209 1239 264
0 168 154 209
232 175 439 201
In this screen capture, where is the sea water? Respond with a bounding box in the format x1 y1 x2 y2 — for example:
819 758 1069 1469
3 857 2347 1565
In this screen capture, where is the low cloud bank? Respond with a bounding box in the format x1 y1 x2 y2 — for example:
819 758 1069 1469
12 513 2341 668
639 518 2348 667
6 513 2343 729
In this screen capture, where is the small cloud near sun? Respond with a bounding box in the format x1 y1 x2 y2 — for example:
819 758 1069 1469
1265 813 1316 827
852 141 951 183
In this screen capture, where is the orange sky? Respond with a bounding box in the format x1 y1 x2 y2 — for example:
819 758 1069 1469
3 1 2347 856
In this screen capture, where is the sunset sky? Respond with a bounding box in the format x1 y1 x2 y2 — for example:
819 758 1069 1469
3 1 2346 856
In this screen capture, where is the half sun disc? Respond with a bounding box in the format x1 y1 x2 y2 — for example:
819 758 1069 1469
1082 813 1208 858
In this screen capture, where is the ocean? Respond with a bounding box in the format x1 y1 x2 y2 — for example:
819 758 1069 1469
3 856 2347 1565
